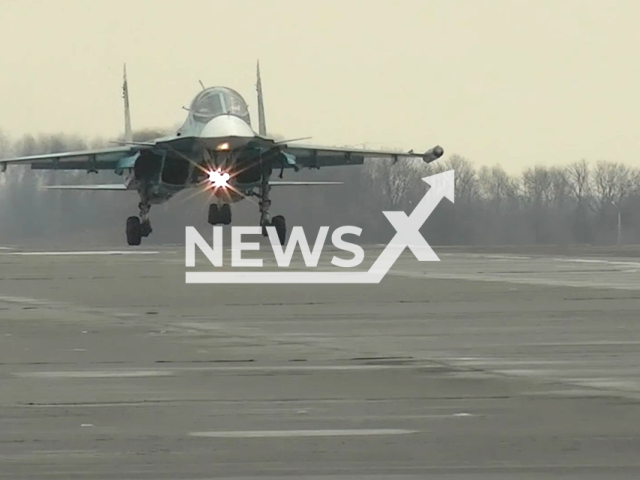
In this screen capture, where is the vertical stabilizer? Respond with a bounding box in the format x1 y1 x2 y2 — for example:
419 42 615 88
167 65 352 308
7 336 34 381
122 64 133 142
256 61 267 136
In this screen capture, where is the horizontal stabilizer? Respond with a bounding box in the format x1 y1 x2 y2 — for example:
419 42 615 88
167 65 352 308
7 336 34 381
273 136 312 145
110 140 156 147
40 184 129 191
269 181 343 187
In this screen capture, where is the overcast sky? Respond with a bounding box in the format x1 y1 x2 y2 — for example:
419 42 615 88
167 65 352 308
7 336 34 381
1 0 638 172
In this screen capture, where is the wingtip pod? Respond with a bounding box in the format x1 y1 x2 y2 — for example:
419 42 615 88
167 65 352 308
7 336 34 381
422 145 444 164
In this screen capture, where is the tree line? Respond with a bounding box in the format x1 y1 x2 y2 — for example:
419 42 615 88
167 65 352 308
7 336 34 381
1 130 638 246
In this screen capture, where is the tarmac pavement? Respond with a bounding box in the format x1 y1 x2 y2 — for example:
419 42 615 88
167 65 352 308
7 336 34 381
0 244 639 479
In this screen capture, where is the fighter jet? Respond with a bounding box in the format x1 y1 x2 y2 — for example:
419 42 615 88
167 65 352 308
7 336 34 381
0 63 444 246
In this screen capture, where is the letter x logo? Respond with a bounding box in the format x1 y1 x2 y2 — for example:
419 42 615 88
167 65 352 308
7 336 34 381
367 171 455 277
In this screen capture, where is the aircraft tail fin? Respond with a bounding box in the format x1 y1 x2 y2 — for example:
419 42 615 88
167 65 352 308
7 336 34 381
123 64 133 143
256 60 267 136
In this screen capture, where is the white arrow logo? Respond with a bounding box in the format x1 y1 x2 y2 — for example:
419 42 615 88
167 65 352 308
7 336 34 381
186 170 455 284
368 169 455 279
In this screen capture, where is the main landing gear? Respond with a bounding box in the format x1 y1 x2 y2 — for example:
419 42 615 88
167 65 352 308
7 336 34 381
269 215 287 246
208 203 231 225
124 170 288 246
126 201 152 246
257 171 287 245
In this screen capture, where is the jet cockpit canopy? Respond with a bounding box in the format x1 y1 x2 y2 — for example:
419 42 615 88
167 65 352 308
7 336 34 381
189 87 251 125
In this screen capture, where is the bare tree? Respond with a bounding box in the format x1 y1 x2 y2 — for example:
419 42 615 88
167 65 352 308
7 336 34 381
522 165 553 206
366 157 427 210
443 154 478 205
563 159 591 205
592 160 638 213
478 164 519 209
549 166 570 209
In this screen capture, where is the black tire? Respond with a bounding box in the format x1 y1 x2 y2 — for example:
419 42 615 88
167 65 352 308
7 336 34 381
126 216 142 246
208 204 219 225
220 204 231 225
272 215 286 245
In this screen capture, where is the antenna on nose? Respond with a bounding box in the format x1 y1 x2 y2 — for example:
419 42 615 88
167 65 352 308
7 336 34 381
199 80 206 90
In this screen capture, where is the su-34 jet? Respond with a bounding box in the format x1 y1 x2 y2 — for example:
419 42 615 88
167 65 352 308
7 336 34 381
0 63 444 246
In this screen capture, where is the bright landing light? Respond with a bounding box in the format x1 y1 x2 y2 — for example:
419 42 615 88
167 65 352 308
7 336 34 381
208 169 230 188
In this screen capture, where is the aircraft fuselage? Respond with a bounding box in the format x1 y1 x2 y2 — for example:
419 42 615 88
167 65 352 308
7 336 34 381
125 86 275 205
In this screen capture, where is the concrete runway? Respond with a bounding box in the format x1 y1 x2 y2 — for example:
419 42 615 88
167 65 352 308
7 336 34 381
1 244 640 479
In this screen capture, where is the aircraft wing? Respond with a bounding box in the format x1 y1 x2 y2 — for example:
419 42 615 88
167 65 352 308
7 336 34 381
269 181 343 186
276 144 444 169
0 145 143 172
39 184 130 190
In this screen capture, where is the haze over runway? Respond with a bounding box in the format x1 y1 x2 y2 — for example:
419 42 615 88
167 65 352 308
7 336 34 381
1 0 640 172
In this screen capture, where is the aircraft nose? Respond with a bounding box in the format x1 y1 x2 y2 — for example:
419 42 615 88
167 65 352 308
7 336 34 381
199 115 255 139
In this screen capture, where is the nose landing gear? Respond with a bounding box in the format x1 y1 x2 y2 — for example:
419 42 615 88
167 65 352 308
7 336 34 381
126 201 153 246
208 203 232 225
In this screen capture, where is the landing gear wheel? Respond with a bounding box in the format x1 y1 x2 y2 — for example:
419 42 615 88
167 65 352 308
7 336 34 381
208 204 219 225
209 204 231 225
126 216 142 246
220 204 231 225
271 215 286 245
